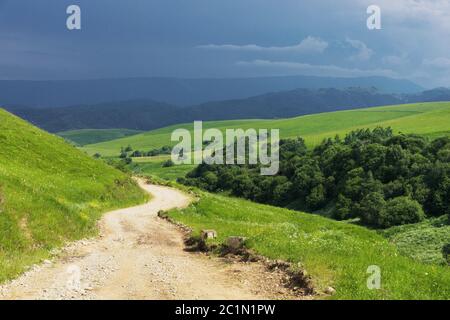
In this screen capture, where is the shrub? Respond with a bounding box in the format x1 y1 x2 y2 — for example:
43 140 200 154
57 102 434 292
443 243 450 265
162 159 174 167
379 196 425 228
360 192 386 226
306 184 326 210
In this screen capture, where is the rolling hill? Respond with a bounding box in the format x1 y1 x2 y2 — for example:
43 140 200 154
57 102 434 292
7 100 181 133
58 129 143 146
0 109 147 282
166 188 450 299
8 87 450 134
82 102 450 157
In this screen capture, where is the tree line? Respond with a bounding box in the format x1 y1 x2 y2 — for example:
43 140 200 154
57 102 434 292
179 127 450 229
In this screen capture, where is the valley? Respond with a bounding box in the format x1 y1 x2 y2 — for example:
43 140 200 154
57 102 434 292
81 102 450 157
2 0 450 304
0 99 449 300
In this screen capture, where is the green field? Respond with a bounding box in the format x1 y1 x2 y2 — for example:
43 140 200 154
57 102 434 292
131 156 196 181
58 128 143 146
82 102 450 157
381 216 450 265
168 190 450 300
0 109 148 282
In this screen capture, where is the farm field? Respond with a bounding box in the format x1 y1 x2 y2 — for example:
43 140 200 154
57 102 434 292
82 102 450 157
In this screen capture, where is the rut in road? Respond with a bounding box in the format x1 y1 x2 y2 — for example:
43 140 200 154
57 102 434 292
0 180 297 300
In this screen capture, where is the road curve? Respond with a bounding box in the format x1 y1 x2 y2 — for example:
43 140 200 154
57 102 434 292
0 180 295 300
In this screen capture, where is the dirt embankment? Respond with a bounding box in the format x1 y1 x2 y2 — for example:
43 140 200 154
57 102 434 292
0 181 299 300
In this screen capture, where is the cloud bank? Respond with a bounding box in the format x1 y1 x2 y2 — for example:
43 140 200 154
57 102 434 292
198 36 328 54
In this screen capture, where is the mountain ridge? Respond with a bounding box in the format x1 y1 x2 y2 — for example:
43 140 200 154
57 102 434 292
5 87 450 133
0 75 423 108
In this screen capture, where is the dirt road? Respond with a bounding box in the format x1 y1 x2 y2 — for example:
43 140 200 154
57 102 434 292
0 181 295 300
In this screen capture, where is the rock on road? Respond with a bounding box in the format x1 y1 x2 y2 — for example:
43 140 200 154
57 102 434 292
0 180 296 300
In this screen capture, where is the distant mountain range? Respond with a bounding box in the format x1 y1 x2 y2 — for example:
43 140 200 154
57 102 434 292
0 75 422 108
5 87 450 133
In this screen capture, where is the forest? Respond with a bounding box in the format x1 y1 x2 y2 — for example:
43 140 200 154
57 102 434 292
180 127 450 228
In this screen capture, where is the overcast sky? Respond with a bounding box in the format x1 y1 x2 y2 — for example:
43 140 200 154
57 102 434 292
1 0 449 87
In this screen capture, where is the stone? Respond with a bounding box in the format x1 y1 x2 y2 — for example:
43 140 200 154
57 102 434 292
325 286 336 295
226 236 246 250
201 230 217 240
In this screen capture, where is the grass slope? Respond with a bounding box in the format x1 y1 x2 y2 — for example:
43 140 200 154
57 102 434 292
168 190 450 300
381 216 450 265
132 156 196 181
58 129 142 146
0 109 147 282
82 102 450 157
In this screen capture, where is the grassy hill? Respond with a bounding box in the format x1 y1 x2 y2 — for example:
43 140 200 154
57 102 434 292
82 102 450 157
131 156 196 181
0 109 147 282
167 189 450 300
381 216 450 265
58 129 142 146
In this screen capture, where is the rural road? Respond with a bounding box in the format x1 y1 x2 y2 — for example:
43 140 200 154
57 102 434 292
0 180 295 300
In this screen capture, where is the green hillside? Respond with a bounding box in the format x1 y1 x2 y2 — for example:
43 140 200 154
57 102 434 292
168 189 450 300
58 129 142 146
132 156 196 181
0 109 147 282
82 102 450 157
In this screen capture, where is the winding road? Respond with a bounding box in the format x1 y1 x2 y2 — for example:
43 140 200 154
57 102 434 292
0 181 295 300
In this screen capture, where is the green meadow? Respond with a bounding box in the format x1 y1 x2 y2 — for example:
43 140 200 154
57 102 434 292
168 190 450 300
82 102 450 157
0 109 147 282
58 128 143 146
131 156 196 181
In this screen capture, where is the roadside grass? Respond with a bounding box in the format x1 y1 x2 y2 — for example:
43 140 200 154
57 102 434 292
0 109 148 283
381 216 450 265
167 190 450 300
58 128 142 146
82 102 450 156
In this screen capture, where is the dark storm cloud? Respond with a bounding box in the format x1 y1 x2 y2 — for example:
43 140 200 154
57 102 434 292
0 0 449 87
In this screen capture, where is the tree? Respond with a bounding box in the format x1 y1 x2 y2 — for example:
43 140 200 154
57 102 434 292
162 159 174 167
334 194 352 220
306 184 326 210
360 192 386 226
131 150 142 157
379 196 425 228
119 151 128 159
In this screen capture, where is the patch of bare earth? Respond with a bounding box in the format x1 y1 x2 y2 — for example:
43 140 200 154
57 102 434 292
0 180 302 300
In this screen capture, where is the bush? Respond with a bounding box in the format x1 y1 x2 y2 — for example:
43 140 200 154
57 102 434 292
360 192 386 226
181 129 447 228
162 159 174 167
443 243 450 265
306 184 326 210
379 196 425 228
